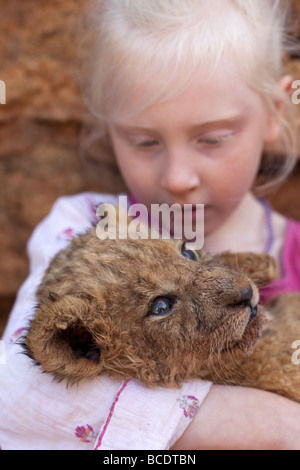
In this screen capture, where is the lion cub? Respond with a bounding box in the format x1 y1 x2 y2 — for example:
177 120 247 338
23 212 300 403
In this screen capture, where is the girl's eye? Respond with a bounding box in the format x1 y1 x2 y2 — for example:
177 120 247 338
202 137 223 144
198 135 232 145
149 297 174 317
137 140 159 148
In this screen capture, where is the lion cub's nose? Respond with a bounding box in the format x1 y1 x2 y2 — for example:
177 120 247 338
239 284 253 306
232 283 258 321
229 283 258 321
232 283 255 309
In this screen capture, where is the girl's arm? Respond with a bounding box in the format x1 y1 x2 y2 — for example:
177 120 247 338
172 384 300 450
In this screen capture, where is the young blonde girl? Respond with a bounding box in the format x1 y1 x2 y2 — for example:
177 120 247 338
1 0 300 450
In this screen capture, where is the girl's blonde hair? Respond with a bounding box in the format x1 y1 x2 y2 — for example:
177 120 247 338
80 0 299 192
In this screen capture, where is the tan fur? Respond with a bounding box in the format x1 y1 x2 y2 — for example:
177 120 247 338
24 212 300 402
205 294 300 402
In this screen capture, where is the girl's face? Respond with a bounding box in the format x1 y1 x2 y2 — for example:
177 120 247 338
108 61 281 235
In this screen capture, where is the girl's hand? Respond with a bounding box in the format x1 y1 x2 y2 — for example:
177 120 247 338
172 384 300 450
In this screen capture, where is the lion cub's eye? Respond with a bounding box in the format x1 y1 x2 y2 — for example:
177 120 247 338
150 297 174 317
181 244 197 261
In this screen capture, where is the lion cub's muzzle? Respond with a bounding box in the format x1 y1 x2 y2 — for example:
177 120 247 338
191 266 263 356
229 283 259 325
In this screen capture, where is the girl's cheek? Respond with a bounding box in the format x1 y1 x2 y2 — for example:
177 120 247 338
211 167 255 202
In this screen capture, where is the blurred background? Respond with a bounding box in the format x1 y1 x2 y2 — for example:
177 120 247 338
0 0 300 335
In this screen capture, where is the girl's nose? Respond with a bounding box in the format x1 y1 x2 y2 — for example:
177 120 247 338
160 156 200 195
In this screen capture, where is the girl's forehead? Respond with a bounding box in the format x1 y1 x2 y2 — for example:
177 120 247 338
106 59 264 125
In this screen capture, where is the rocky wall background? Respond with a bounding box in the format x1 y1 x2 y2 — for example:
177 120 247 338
1 0 300 334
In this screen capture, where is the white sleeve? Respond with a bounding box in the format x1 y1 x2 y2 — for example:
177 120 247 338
95 378 212 451
2 192 119 342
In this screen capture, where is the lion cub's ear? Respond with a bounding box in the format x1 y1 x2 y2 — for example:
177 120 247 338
23 294 104 384
216 252 279 288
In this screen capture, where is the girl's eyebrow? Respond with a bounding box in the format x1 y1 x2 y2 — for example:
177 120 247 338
187 115 247 132
114 114 247 135
113 124 159 136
